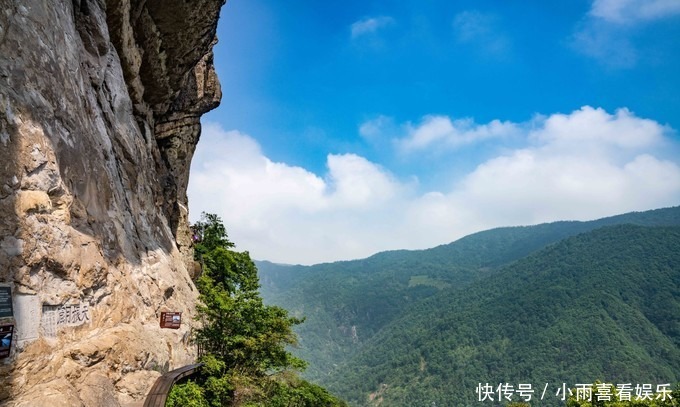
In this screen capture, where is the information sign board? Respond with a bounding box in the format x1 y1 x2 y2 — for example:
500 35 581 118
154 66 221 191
0 286 12 319
160 312 181 329
0 324 14 359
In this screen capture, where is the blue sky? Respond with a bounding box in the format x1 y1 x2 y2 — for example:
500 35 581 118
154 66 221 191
189 0 680 264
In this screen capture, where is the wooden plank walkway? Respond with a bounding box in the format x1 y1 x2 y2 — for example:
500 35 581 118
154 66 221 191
142 363 203 407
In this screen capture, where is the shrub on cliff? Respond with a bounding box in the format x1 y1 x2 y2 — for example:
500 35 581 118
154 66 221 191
166 380 209 407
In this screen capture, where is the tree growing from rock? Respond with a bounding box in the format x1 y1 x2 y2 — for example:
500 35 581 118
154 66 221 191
168 213 346 407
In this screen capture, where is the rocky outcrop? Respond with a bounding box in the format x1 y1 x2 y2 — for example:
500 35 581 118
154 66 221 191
0 0 224 405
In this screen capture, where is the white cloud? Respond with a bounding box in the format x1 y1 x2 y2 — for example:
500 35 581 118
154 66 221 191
350 16 395 39
452 147 679 224
530 106 666 150
190 126 326 217
326 154 400 208
571 0 680 68
189 124 409 264
432 107 678 225
590 0 680 24
190 108 680 265
397 115 520 152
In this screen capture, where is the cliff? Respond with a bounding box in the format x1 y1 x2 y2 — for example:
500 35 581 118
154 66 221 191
0 0 224 405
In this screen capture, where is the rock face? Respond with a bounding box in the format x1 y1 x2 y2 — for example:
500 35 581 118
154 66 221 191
0 0 224 405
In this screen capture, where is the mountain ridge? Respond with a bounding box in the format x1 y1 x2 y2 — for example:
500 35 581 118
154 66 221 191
324 224 680 405
257 206 680 405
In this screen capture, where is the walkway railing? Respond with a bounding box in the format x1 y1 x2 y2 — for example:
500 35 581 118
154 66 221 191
142 363 203 407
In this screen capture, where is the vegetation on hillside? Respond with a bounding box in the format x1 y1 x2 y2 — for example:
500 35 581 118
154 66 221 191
324 225 680 406
167 213 346 407
258 206 680 382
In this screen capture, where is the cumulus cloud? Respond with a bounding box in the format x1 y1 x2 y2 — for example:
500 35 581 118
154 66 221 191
453 145 679 224
397 115 520 152
431 107 678 225
531 106 666 150
350 16 395 39
189 124 409 264
189 108 680 265
326 154 401 208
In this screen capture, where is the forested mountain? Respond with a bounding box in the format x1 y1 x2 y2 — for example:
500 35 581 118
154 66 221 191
257 206 680 385
324 224 680 405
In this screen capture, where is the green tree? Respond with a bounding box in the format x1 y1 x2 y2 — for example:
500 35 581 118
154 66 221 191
166 380 208 407
192 212 234 254
169 213 346 406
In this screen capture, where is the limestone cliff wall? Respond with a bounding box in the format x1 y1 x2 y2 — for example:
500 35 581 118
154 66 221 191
0 0 224 405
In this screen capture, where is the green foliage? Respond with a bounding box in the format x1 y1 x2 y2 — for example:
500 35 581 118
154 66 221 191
192 212 235 254
254 373 349 407
193 213 305 378
178 213 345 407
408 275 451 289
166 380 208 407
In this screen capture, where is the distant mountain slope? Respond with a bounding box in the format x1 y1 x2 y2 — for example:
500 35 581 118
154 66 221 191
324 225 680 406
257 206 680 380
423 204 680 269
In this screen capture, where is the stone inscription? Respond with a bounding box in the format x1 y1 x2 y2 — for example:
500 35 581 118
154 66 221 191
57 302 90 325
42 302 91 338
